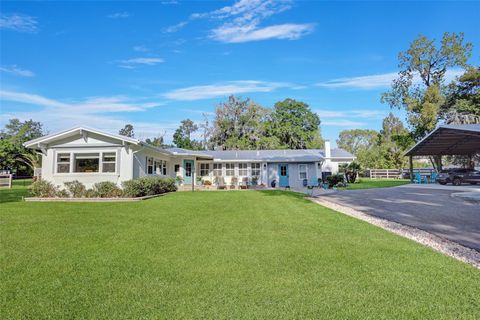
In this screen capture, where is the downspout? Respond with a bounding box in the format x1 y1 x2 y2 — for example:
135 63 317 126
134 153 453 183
132 144 145 180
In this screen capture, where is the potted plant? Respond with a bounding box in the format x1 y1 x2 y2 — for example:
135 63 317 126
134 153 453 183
196 176 203 186
203 179 212 189
251 176 258 186
230 176 238 189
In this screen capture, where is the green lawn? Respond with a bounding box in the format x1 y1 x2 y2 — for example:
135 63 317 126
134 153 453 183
343 178 410 190
0 179 32 203
1 188 479 319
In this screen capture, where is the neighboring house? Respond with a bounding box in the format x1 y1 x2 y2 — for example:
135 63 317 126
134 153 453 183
24 126 355 189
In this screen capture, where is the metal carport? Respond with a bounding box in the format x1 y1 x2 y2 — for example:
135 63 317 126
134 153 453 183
405 124 480 181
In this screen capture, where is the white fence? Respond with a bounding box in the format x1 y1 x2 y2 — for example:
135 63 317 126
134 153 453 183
368 168 436 179
0 174 12 188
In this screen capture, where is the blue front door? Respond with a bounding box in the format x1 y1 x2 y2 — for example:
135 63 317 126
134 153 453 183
183 160 194 185
278 164 289 187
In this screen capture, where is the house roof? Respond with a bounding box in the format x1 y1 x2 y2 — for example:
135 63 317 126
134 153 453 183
405 124 480 156
166 147 354 162
23 126 173 156
24 126 355 162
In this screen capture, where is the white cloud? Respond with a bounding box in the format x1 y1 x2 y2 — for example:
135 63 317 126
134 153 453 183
163 21 188 33
0 90 175 140
194 0 314 43
0 65 35 77
0 14 38 32
107 12 130 19
316 69 466 90
316 72 398 89
212 23 314 43
0 90 161 113
117 57 164 69
164 80 290 101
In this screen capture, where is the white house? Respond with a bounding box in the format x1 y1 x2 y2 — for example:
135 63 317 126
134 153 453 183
24 126 355 189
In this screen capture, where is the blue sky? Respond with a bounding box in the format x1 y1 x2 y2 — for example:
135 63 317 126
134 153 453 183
1 0 479 145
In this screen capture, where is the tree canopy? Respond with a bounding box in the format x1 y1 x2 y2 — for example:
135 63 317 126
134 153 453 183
119 124 135 137
0 119 45 175
381 32 473 140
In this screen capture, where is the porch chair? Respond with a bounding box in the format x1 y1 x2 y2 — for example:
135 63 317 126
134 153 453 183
239 177 249 189
216 176 227 190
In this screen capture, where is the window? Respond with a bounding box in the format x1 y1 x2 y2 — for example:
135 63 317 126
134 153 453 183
299 164 307 180
147 157 154 174
57 153 70 173
162 160 167 175
174 164 180 173
154 160 161 175
226 163 234 176
74 153 99 173
238 163 247 176
102 152 116 173
200 163 210 176
213 163 222 176
185 161 192 177
251 163 260 176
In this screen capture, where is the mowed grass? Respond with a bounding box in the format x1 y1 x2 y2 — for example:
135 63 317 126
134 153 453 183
0 179 32 203
1 189 479 319
344 178 410 190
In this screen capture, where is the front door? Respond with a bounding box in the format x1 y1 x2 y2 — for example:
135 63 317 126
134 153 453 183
278 164 289 187
183 160 194 185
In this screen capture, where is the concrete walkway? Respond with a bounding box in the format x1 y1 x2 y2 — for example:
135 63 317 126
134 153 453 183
315 186 480 251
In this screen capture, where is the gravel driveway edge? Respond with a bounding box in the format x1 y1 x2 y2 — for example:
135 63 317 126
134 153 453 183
308 197 480 269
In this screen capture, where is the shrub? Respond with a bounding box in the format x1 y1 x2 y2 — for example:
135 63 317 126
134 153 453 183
56 189 70 198
122 176 176 198
30 180 58 198
93 181 122 198
64 180 86 198
85 189 97 198
326 174 344 188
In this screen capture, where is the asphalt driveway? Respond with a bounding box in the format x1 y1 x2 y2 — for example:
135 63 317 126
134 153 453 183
316 185 480 251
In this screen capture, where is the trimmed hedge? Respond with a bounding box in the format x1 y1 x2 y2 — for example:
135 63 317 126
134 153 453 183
122 176 177 198
30 177 176 198
93 181 123 198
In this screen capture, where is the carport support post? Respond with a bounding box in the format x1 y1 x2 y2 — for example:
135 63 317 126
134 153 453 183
409 155 414 183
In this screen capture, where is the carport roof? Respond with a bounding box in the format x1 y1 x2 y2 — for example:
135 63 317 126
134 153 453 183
405 124 480 156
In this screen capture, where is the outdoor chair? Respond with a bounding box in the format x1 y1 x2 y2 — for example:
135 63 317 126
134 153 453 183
430 172 438 184
239 177 248 189
414 172 427 184
216 176 227 190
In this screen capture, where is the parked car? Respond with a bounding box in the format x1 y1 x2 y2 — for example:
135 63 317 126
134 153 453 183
436 168 480 186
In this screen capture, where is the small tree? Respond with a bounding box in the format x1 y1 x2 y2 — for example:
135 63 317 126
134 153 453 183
119 124 135 137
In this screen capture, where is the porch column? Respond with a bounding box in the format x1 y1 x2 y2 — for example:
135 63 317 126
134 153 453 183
409 155 414 183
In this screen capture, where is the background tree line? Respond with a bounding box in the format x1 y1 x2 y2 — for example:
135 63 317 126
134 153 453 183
120 97 324 151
